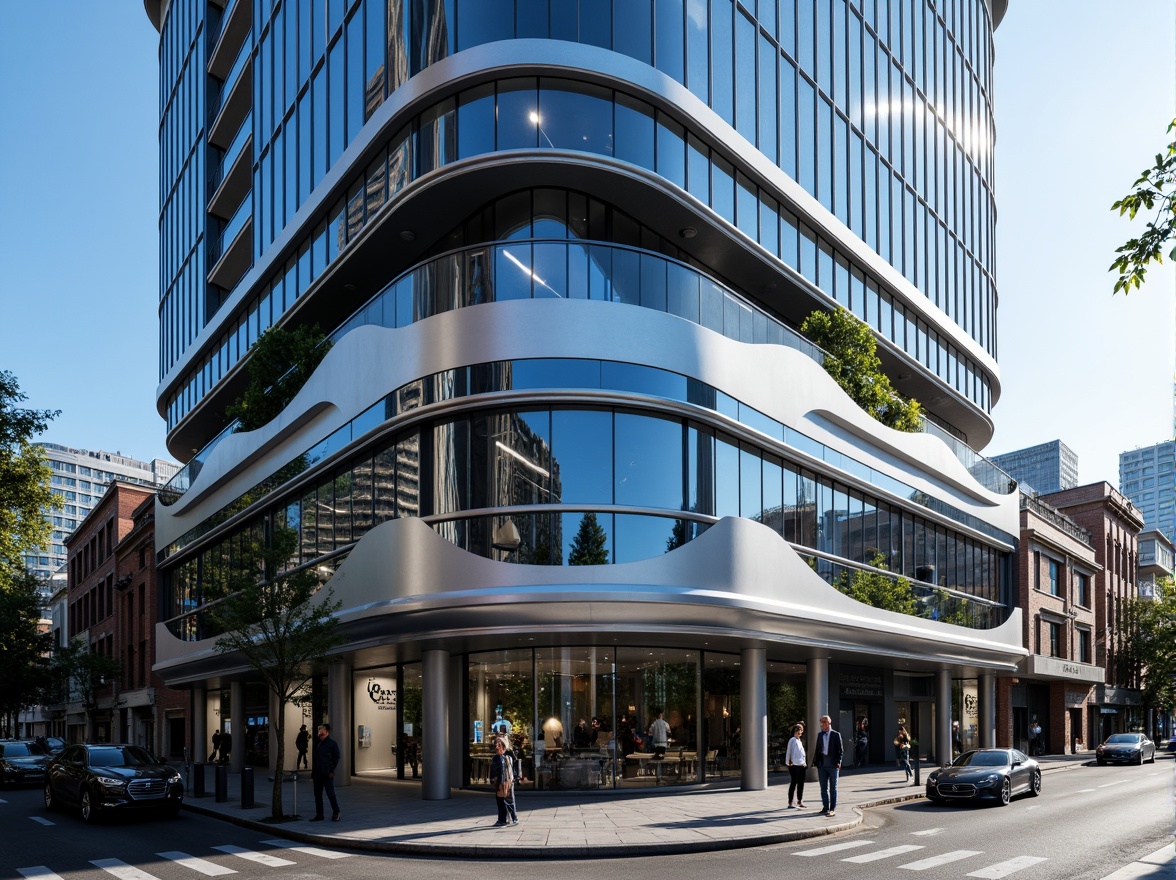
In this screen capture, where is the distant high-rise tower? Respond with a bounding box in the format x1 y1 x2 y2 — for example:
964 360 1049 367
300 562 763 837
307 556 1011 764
1119 440 1176 542
990 440 1078 495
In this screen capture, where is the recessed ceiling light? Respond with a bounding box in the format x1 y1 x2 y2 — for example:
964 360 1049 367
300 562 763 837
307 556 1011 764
400 230 416 241
679 226 697 238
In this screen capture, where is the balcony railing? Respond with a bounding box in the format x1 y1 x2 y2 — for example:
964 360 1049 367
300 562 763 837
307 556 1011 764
208 37 250 127
207 191 252 266
207 114 251 199
162 240 1015 505
1020 493 1092 545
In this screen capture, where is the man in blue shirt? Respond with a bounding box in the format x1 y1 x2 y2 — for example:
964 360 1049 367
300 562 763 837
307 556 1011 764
810 715 843 816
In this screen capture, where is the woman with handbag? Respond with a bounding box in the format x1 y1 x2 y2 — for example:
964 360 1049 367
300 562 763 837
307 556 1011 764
490 737 518 827
894 725 912 783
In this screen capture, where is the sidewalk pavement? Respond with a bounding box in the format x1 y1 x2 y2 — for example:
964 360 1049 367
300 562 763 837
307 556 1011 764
181 753 1091 858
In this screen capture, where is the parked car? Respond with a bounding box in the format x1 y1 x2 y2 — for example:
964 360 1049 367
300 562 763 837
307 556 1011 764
925 748 1041 806
1096 733 1156 765
0 740 52 788
43 744 183 823
35 735 66 756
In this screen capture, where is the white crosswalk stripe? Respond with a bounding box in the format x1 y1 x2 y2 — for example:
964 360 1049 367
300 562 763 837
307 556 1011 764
910 828 945 836
211 845 295 867
92 858 164 880
967 856 1048 878
156 852 237 876
17 868 66 880
259 839 352 859
843 845 926 863
29 816 54 825
900 850 985 870
795 840 875 856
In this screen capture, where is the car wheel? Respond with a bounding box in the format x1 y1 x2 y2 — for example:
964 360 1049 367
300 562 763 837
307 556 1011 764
1148 749 1156 764
1029 770 1041 797
80 788 101 824
997 778 1011 806
43 781 57 812
1136 751 1144 765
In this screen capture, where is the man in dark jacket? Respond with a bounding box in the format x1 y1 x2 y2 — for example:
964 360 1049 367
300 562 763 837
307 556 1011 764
294 725 309 769
810 715 844 816
310 723 341 822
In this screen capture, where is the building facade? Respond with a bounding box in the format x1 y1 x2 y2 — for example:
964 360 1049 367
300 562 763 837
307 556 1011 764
1137 528 1174 598
146 0 1022 797
990 440 1078 496
1120 440 1176 544
28 444 179 586
1041 483 1145 742
997 493 1100 757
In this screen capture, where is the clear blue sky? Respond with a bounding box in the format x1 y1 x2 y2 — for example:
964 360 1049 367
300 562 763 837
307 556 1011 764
1 2 1173 485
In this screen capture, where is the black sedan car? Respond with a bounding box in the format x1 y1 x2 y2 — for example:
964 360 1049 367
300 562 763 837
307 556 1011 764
926 748 1041 806
44 744 183 823
1096 733 1156 765
0 741 52 788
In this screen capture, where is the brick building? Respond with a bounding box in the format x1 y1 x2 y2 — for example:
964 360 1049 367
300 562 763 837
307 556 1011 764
998 494 1101 757
1042 482 1146 743
115 495 188 758
61 481 187 752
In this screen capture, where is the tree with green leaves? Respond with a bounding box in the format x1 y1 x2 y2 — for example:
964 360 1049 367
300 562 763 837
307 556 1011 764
226 325 333 432
1123 581 1176 717
48 640 123 741
1110 120 1176 294
800 307 922 432
836 553 918 616
0 568 53 735
568 512 609 565
0 371 58 579
205 525 342 820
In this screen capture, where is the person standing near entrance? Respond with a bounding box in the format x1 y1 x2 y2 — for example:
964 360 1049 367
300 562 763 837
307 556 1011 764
810 715 843 816
490 736 518 826
294 724 310 769
210 729 221 763
310 723 341 822
786 724 807 808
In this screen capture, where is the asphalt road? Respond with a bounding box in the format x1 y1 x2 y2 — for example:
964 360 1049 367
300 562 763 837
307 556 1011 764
1 759 1169 880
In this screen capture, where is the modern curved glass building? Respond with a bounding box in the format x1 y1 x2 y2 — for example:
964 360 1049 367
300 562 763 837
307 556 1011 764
147 0 1019 796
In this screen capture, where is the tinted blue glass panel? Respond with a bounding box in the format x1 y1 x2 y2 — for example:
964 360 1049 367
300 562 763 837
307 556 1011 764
639 253 667 312
457 84 495 160
655 0 685 82
616 94 656 170
686 0 709 102
735 9 756 143
711 0 734 124
686 134 710 204
758 33 777 162
687 425 714 515
610 248 640 305
714 434 740 518
581 0 611 48
552 410 614 503
615 413 683 509
457 0 512 49
496 243 534 300
740 447 762 520
667 262 700 323
614 514 677 563
512 359 601 390
736 173 757 239
346 14 364 143
616 1 652 63
712 155 734 224
656 114 686 189
532 242 566 298
516 0 549 38
538 80 613 154
497 78 539 150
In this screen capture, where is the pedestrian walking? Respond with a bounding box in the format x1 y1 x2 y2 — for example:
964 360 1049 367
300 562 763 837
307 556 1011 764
894 725 912 782
490 736 518 826
310 723 341 822
810 715 843 817
786 724 807 808
294 724 309 769
210 729 221 763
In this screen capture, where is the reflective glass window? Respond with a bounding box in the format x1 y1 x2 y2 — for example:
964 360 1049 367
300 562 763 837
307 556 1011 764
615 0 652 63
615 94 655 169
655 113 686 189
497 78 539 150
458 84 495 160
538 80 613 154
551 410 613 504
711 0 734 124
655 0 685 83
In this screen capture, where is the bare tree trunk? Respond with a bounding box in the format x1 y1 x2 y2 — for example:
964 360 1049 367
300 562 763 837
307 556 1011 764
272 696 287 819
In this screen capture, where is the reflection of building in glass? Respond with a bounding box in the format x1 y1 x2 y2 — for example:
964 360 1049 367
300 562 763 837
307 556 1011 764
147 1 1023 797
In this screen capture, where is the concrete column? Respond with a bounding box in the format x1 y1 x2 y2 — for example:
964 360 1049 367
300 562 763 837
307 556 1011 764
192 687 207 763
806 658 829 782
229 682 244 772
328 662 351 786
978 674 995 748
740 647 767 791
936 669 953 765
422 649 450 800
449 654 463 789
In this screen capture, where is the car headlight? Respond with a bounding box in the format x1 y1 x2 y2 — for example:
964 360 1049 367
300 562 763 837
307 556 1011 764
927 772 939 783
169 773 182 784
979 773 1000 783
95 775 127 792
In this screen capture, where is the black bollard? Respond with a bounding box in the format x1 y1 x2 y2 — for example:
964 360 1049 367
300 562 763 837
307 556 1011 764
215 762 228 802
912 744 921 786
193 762 208 798
240 766 254 808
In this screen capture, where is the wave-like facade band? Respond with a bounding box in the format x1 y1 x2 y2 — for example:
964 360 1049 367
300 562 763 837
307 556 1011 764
147 0 1016 796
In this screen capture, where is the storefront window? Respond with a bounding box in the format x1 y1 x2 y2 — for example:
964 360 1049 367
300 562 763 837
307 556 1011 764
400 663 423 780
534 647 615 790
468 650 533 787
353 667 397 774
615 648 699 786
702 652 739 779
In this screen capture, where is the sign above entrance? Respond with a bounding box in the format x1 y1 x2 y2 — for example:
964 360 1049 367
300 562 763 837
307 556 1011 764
840 671 883 699
367 679 397 710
